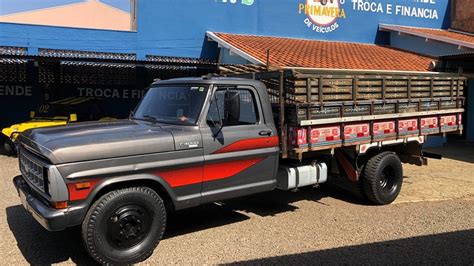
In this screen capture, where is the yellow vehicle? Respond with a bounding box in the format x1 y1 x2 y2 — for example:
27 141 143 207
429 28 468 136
2 97 114 153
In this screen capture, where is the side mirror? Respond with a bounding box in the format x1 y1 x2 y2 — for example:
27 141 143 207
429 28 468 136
211 117 223 129
29 111 35 118
69 113 78 122
209 116 223 139
224 91 240 124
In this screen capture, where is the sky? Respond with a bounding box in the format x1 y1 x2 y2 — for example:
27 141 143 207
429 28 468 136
0 0 131 15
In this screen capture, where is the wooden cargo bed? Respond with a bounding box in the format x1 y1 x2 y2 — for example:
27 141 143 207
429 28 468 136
225 67 465 160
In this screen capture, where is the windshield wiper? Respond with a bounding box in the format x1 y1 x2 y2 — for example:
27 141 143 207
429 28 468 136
132 115 158 123
164 120 192 125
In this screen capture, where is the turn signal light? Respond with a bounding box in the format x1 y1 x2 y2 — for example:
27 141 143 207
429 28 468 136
75 182 91 190
51 201 68 209
67 179 99 201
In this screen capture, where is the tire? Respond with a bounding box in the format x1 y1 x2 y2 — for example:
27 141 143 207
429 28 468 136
82 187 166 264
3 139 15 156
361 151 403 205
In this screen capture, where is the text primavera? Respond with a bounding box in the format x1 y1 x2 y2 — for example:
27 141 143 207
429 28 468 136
298 4 346 18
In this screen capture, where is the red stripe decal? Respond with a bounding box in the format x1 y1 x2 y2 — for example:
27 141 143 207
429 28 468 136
213 136 279 154
158 166 202 188
203 158 264 182
157 158 265 188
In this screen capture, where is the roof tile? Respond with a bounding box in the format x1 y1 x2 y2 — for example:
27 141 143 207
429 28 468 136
213 32 434 72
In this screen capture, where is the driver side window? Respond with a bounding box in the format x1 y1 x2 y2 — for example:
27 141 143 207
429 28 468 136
207 88 259 127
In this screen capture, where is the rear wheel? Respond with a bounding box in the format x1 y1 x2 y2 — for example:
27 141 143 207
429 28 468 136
361 152 403 205
82 187 166 264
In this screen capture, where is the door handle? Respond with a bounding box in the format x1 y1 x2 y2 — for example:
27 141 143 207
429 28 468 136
259 130 272 136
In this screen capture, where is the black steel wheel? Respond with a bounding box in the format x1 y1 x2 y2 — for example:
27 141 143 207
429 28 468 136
361 151 403 205
82 187 166 264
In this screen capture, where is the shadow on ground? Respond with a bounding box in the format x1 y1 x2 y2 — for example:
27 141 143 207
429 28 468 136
8 200 473 265
6 186 365 264
230 229 474 265
6 205 98 265
165 185 365 238
425 141 474 164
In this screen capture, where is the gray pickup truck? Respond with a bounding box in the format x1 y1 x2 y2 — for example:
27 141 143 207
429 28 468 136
13 72 464 264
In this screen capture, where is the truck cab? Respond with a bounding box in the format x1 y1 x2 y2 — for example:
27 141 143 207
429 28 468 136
130 77 281 204
13 77 283 264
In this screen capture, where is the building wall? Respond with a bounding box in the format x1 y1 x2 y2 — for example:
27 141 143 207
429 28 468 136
0 0 452 59
219 48 252 65
451 0 474 33
0 22 137 55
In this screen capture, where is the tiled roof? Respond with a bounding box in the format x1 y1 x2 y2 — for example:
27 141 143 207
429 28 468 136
209 32 435 72
380 24 474 49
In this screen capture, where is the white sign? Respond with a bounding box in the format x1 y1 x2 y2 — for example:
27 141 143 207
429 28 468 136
216 0 255 6
78 87 145 99
351 0 439 20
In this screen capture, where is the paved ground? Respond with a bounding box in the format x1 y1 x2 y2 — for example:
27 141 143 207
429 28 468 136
397 141 474 203
0 142 473 264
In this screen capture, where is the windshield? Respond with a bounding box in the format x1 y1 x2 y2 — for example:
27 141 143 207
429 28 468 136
133 85 209 125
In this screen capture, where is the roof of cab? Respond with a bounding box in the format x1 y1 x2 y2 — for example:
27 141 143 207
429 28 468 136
151 75 259 86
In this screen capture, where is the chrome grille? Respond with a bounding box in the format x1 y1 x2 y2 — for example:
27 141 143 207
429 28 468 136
19 151 46 192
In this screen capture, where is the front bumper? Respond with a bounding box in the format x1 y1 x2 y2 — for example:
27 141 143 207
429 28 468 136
13 175 69 231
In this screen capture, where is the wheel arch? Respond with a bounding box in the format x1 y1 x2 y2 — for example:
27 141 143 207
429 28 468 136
357 140 424 169
85 174 177 212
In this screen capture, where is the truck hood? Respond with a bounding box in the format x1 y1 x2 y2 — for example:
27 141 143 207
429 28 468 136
19 120 175 164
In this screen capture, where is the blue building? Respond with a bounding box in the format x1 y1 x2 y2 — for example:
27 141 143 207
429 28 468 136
0 0 473 141
0 0 464 58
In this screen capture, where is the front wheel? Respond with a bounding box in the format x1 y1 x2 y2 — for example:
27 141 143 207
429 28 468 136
361 152 403 205
3 139 16 156
82 187 166 264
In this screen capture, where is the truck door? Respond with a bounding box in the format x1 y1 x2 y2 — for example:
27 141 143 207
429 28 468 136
199 85 279 203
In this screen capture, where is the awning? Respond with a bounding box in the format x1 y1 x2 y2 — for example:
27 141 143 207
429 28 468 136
380 24 474 50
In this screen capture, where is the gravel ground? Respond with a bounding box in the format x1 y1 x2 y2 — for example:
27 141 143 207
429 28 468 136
0 143 473 265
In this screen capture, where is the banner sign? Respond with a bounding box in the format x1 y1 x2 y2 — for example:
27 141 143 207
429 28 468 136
298 0 442 34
